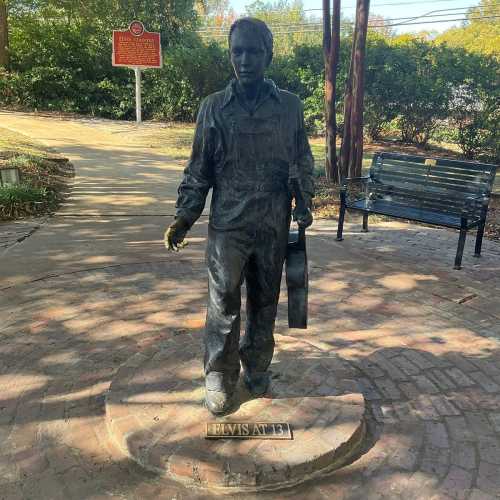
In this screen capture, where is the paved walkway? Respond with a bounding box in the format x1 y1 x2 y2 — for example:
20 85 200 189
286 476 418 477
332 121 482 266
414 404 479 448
1 112 500 499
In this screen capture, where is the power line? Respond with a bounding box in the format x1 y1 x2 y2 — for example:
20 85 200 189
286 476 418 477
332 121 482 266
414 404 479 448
197 7 493 32
198 0 499 18
197 10 500 34
313 0 498 12
197 14 500 37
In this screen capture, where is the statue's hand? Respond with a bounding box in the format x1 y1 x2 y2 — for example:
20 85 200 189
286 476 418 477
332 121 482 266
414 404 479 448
165 217 190 252
293 207 313 228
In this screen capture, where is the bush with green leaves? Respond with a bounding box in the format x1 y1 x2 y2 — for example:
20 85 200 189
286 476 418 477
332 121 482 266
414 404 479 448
0 183 55 219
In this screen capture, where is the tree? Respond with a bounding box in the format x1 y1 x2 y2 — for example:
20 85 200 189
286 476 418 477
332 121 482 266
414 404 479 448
368 14 395 38
245 0 320 55
7 1 198 45
436 0 500 59
0 0 8 68
322 0 341 183
340 0 370 178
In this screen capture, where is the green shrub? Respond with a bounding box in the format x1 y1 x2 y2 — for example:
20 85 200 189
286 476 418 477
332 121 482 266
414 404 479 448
0 183 56 219
0 184 50 204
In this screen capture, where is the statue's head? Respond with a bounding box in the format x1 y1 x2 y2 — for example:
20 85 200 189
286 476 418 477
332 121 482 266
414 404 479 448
228 17 273 87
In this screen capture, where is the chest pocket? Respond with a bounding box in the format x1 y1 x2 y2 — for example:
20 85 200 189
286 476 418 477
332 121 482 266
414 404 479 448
235 116 281 177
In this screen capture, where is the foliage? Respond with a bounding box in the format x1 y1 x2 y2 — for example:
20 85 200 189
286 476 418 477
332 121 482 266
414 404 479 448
1 1 499 162
244 0 322 54
390 36 459 146
436 0 500 59
0 183 55 219
144 39 232 121
363 34 402 140
0 183 50 204
448 71 499 163
8 0 198 45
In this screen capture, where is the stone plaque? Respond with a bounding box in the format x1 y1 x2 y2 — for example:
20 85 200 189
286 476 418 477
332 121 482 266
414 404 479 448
206 422 292 440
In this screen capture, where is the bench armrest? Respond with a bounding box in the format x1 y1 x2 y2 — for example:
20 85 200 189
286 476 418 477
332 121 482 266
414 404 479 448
341 176 370 188
463 195 490 217
340 176 373 205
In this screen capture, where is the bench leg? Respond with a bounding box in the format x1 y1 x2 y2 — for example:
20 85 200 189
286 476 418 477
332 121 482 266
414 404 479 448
474 220 485 257
337 188 347 241
362 213 369 232
454 218 468 270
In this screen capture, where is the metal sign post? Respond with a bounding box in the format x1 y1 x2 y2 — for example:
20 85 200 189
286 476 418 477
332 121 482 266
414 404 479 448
112 21 162 125
134 67 142 124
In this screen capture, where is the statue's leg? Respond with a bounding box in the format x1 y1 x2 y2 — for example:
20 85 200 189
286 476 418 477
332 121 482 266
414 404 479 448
240 221 288 394
204 227 250 384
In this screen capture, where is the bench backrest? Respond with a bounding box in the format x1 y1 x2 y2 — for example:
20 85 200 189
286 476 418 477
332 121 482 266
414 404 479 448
370 152 497 216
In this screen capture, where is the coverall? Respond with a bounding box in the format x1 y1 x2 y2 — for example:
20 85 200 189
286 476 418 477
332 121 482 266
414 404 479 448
175 79 314 388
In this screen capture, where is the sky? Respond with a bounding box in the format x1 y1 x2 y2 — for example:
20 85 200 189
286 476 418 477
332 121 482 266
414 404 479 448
229 0 483 33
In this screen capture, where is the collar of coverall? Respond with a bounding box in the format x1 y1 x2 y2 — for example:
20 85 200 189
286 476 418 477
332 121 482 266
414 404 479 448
221 78 282 110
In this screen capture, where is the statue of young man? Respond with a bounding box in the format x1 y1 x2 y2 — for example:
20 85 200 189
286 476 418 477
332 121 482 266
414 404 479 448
165 17 314 415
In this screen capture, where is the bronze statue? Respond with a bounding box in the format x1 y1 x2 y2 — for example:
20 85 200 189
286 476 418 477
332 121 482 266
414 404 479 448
165 17 314 415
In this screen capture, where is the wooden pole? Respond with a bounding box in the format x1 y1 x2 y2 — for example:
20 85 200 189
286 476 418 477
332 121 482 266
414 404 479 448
0 0 9 69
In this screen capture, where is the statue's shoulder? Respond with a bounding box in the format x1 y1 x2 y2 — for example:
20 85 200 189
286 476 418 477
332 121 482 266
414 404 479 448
201 89 227 109
276 87 303 110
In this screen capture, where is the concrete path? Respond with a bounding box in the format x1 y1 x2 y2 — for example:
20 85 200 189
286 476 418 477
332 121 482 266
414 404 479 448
1 111 500 499
0 111 203 289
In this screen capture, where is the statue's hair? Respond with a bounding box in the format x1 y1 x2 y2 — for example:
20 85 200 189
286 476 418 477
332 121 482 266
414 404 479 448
228 17 273 63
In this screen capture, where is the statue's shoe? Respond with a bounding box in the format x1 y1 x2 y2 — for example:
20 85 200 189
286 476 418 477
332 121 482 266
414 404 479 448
243 371 271 397
204 371 239 415
205 388 235 415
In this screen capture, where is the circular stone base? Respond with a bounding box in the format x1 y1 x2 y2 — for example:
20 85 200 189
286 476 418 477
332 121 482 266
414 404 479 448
105 333 367 492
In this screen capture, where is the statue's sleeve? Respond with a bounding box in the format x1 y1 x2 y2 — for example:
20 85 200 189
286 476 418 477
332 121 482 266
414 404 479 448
175 98 215 228
295 100 315 205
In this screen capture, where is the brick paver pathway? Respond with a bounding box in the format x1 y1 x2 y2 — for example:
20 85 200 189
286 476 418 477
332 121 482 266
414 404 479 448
0 217 48 252
106 335 365 491
1 214 500 499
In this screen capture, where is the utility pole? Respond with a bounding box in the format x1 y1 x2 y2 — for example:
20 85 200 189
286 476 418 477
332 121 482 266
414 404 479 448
340 0 370 178
0 0 9 69
322 0 341 184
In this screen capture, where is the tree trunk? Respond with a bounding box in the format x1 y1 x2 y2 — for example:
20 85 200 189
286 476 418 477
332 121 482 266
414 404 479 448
329 0 341 182
340 29 355 180
322 0 334 182
0 0 9 69
340 0 370 179
323 0 342 184
349 0 370 178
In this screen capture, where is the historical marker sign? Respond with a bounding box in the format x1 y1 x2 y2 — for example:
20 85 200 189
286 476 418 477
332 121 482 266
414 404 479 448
112 21 162 69
206 422 293 440
112 21 162 123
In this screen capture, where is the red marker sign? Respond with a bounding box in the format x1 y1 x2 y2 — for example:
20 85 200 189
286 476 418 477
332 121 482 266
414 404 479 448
112 21 162 68
129 21 145 37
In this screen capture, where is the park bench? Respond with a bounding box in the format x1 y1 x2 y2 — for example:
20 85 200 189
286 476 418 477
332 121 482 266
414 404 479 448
336 152 498 269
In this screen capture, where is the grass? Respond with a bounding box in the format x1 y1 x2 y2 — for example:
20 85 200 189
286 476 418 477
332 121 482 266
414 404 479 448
0 184 55 219
0 184 49 203
124 123 196 160
0 127 73 220
309 137 373 177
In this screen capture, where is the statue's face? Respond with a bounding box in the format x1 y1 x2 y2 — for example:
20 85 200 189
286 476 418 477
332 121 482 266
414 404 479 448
230 26 269 87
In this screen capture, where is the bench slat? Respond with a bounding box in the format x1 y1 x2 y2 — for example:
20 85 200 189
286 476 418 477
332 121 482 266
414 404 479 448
377 152 497 175
372 172 488 197
378 160 492 185
370 193 481 218
347 199 481 228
